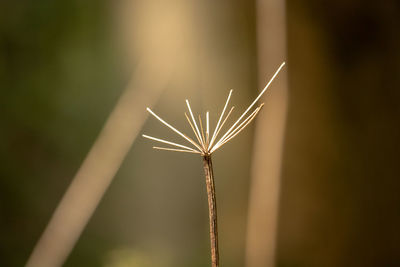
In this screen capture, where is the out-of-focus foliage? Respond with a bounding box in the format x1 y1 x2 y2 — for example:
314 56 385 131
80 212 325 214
0 1 122 266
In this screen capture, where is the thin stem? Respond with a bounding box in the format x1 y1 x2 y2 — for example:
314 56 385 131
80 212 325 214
199 114 206 149
216 62 285 145
211 104 264 153
185 112 204 150
206 111 210 146
186 100 205 148
209 90 233 148
146 108 203 152
152 146 200 154
142 134 200 153
217 108 261 148
209 106 235 150
202 155 219 267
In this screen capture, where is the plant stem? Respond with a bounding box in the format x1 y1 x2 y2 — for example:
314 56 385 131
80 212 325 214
202 155 219 267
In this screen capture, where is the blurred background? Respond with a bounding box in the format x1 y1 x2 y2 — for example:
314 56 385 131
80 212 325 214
1 0 400 266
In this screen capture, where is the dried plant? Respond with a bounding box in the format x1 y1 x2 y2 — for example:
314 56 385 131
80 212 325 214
143 62 285 267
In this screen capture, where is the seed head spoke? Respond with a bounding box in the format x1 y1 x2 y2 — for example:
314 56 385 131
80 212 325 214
198 114 206 150
142 134 200 153
209 89 233 148
186 100 205 148
185 112 203 150
146 108 203 151
211 105 264 152
206 111 210 146
215 104 264 148
216 62 285 145
209 106 235 150
153 146 201 154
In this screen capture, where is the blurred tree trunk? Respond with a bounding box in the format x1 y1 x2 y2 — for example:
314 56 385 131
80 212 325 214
245 0 288 267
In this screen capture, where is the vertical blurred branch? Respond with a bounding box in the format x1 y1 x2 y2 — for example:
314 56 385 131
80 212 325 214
245 0 288 266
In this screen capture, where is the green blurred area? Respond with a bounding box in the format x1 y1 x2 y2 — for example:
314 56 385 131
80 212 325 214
0 1 123 266
1 0 400 267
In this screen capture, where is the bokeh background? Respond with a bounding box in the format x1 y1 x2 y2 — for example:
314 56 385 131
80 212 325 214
1 0 400 266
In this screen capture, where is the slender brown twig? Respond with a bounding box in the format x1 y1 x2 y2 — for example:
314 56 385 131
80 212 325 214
202 155 219 267
142 62 285 266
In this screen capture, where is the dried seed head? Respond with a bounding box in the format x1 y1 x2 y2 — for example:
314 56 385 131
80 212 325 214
143 62 285 155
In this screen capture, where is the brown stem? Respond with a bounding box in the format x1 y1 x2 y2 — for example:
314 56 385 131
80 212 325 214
202 155 219 267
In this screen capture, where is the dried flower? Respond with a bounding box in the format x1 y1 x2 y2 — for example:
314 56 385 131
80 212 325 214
143 62 286 155
142 62 285 267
